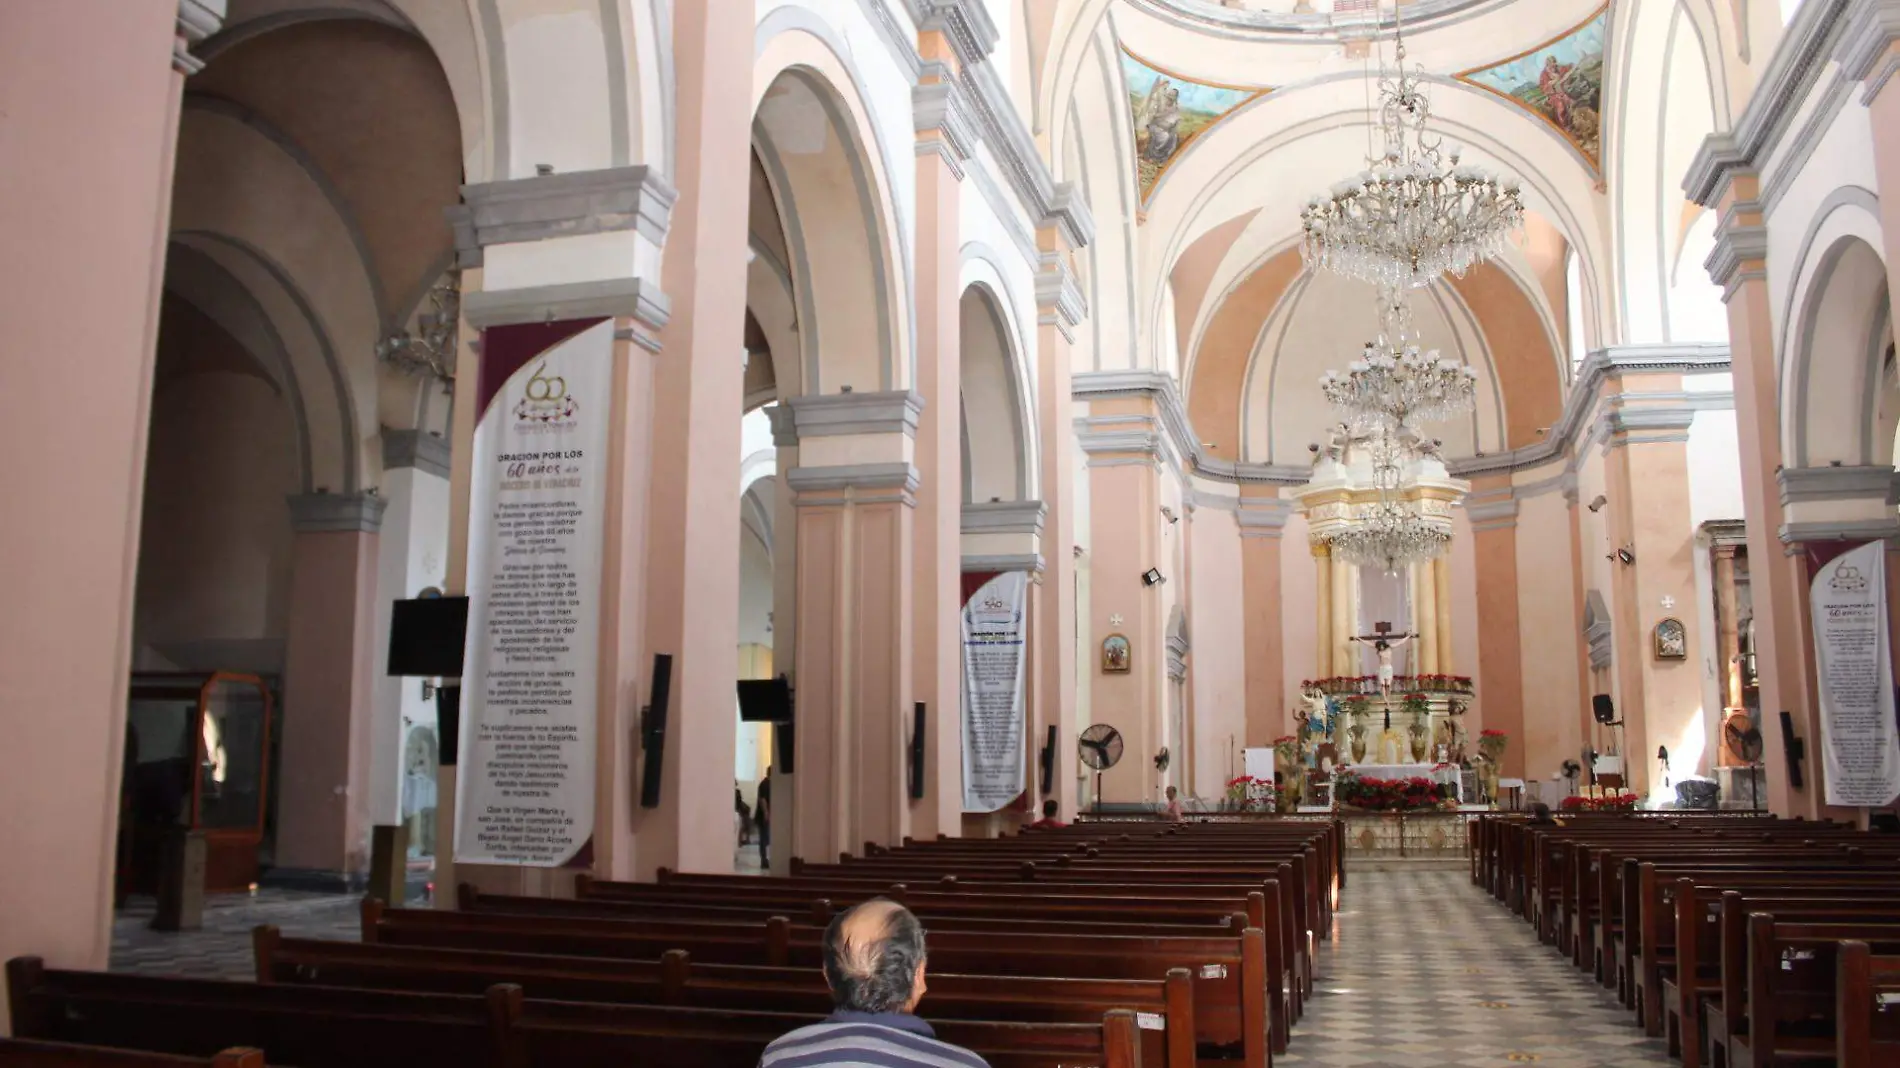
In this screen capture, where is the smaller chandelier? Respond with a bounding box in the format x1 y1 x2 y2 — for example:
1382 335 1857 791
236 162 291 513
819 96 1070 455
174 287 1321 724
1325 496 1452 575
377 271 461 383
1299 20 1524 289
1319 287 1476 432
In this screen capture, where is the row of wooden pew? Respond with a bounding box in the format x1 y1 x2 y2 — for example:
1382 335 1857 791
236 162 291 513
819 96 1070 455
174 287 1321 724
1472 810 1900 1068
4 817 1342 1068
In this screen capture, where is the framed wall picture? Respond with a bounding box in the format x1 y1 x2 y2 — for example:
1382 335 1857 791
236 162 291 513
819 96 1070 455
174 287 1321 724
1101 633 1132 673
1653 617 1687 660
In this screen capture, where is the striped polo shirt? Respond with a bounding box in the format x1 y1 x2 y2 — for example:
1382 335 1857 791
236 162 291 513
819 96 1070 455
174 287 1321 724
759 1010 991 1068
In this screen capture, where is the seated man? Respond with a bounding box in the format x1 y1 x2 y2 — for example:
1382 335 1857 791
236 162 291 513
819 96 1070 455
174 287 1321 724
761 899 988 1068
1026 799 1066 829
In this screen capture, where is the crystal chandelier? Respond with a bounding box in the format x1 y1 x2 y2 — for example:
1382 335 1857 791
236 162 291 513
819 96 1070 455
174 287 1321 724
377 271 461 383
1325 495 1452 574
1299 11 1524 290
1319 286 1476 432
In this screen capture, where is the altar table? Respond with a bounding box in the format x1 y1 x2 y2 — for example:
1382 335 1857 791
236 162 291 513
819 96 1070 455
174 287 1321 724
1340 762 1466 802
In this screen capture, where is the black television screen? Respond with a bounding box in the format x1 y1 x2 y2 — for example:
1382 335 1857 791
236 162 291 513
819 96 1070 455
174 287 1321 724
737 678 792 722
388 596 469 677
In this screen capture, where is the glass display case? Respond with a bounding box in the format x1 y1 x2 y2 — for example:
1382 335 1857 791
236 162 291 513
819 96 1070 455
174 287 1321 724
120 672 273 895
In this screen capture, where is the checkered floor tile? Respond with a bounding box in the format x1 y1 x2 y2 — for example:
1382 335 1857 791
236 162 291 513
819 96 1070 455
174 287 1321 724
1279 869 1672 1068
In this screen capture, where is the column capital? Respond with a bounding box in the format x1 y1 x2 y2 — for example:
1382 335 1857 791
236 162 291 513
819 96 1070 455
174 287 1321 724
461 276 669 334
1035 256 1086 341
288 491 387 534
1040 183 1097 256
381 428 451 479
961 500 1047 534
786 462 919 507
1237 497 1293 539
448 165 677 267
764 402 799 448
784 390 924 439
1837 0 1900 99
175 0 225 74
1706 221 1769 298
914 78 980 179
1311 539 1332 559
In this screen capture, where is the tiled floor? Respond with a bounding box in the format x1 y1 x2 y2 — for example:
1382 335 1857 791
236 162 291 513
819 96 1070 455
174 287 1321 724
110 859 1673 1068
1281 869 1673 1068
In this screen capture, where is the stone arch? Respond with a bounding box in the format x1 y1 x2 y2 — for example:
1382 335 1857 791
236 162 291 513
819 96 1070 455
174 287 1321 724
959 284 1033 504
1782 231 1891 467
752 18 913 395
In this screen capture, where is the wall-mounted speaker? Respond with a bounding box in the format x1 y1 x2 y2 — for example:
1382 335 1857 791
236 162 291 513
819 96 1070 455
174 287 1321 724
1779 710 1805 789
1040 726 1057 796
774 721 796 775
908 703 926 801
435 684 461 767
1592 694 1616 725
639 654 673 809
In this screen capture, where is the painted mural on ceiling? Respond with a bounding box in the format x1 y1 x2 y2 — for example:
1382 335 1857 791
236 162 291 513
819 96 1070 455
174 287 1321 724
1120 47 1269 209
1457 4 1608 171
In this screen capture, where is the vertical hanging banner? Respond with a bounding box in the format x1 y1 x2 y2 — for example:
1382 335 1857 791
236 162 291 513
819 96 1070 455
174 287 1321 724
961 571 1029 811
1809 541 1900 806
454 319 613 865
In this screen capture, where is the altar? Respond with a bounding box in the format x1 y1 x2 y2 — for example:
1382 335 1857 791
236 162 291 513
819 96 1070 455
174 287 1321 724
1338 762 1468 803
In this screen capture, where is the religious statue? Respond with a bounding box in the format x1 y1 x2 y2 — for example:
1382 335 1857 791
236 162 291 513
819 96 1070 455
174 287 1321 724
1346 721 1368 764
1349 627 1415 693
1316 422 1350 465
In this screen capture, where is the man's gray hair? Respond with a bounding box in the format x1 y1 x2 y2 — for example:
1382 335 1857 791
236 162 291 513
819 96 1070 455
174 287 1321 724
822 899 927 1013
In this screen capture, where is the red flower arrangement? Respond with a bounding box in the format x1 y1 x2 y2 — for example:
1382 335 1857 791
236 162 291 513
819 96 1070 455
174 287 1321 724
1479 729 1508 739
1334 773 1455 812
1561 792 1640 812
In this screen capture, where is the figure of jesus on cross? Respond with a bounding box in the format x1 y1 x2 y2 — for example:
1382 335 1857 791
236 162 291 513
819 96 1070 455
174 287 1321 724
1348 621 1416 694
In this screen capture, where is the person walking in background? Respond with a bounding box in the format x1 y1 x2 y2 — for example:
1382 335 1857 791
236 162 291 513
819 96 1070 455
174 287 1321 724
755 768 772 868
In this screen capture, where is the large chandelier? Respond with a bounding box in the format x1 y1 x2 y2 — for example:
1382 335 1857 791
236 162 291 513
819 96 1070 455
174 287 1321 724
1324 482 1452 574
1319 286 1476 432
1299 15 1524 289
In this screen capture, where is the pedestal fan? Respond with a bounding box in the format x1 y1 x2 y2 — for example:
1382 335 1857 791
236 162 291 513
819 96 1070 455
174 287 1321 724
1078 723 1124 815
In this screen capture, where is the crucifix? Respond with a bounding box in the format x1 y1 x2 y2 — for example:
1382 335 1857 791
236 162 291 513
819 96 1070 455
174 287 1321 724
1348 621 1416 696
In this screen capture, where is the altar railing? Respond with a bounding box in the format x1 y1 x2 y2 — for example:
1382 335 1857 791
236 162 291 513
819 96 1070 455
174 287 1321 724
1302 674 1474 696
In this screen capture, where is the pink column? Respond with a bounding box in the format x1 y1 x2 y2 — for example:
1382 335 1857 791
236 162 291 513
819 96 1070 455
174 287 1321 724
275 496 385 880
789 460 918 860
1469 479 1527 781
1710 179 1813 815
908 48 969 840
1238 492 1288 745
636 0 751 874
1080 399 1163 804
1036 223 1085 819
0 0 210 992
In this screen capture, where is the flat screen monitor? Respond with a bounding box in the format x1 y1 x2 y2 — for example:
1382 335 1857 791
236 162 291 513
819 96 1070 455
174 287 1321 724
387 596 469 677
737 678 792 722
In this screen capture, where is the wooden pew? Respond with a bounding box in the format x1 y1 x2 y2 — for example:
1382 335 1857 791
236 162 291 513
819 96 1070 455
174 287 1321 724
362 902 1276 1057
254 931 1196 1068
1727 918 1900 1068
7 958 1145 1068
0 1043 262 1068
1836 941 1900 1068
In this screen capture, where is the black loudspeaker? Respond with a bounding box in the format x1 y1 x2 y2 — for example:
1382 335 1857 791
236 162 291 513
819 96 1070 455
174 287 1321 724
639 654 673 809
908 703 926 801
1039 726 1057 796
774 722 796 774
1779 710 1806 789
436 684 461 767
1592 694 1616 725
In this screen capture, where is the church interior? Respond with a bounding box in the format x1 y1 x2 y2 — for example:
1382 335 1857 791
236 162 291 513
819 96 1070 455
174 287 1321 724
6 0 1900 1064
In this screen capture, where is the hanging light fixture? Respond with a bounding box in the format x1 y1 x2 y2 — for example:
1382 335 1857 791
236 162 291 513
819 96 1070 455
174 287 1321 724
1319 285 1476 433
1299 7 1524 290
377 270 462 383
1324 496 1452 574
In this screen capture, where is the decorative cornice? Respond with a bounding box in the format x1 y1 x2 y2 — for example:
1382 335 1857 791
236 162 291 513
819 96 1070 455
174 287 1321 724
786 462 920 507
175 0 225 74
960 499 1046 534
462 277 669 331
288 491 387 534
1448 345 1731 478
1780 517 1900 543
381 429 451 480
1836 0 1900 94
913 74 980 178
905 0 1000 67
1684 0 1848 206
962 552 1045 573
764 403 799 448
1705 223 1770 290
1583 590 1613 670
1035 256 1086 340
1776 463 1900 505
784 390 924 439
447 166 677 266
1236 497 1293 538
1699 518 1750 546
